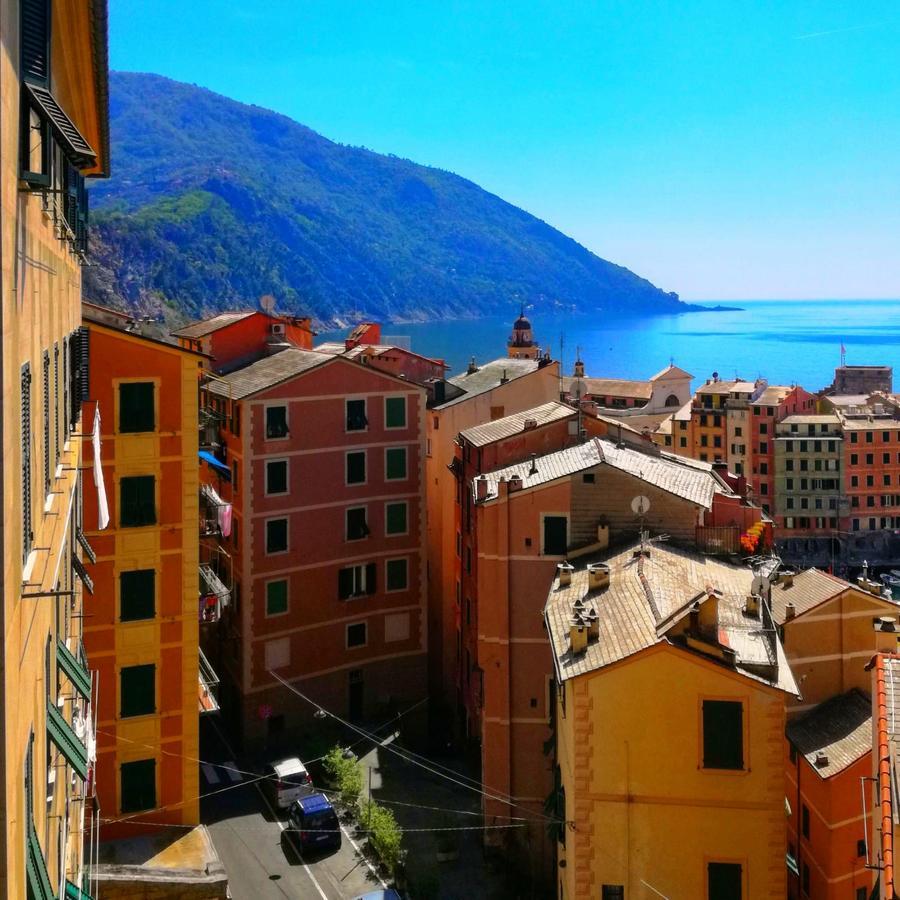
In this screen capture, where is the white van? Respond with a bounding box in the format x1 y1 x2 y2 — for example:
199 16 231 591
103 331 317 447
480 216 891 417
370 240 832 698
263 757 315 809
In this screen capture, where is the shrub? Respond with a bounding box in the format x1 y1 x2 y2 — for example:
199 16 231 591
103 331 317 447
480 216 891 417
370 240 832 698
322 745 363 810
361 800 403 877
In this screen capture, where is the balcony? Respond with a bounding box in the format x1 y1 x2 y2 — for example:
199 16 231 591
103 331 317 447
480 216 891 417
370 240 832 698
200 482 231 538
199 564 230 624
199 649 220 715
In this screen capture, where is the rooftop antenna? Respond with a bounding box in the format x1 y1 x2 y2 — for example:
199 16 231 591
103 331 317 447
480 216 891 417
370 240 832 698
630 494 669 554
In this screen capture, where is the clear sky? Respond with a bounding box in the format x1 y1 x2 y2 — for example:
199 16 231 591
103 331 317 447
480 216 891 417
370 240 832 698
110 1 899 300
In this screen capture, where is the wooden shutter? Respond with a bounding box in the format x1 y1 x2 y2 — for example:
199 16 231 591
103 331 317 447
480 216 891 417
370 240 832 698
702 700 744 769
120 570 155 621
120 758 156 814
365 562 377 595
20 0 51 85
120 664 155 718
21 363 33 560
42 350 50 495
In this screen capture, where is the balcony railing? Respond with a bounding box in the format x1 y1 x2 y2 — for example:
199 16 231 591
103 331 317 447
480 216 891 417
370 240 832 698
199 649 220 715
199 564 230 624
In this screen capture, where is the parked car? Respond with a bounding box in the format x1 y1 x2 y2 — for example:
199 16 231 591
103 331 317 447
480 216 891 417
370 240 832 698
263 757 315 809
282 793 342 855
352 892 402 900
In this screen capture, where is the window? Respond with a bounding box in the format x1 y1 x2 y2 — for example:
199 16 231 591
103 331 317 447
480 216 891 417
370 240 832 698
857 838 866 857
885 431 892 442
347 622 367 648
386 558 408 592
347 451 366 484
702 699 743 769
385 396 406 429
786 478 794 490
734 426 742 437
680 437 687 448
851 475 859 487
339 563 377 599
759 462 768 475
120 476 156 527
120 664 155 718
885 453 892 465
265 637 290 670
602 888 625 900
850 431 858 443
851 453 859 465
759 441 768 454
266 580 288 617
119 382 154 433
346 398 367 431
802 862 810 895
265 460 288 495
708 862 742 900
120 759 156 814
857 889 867 900
265 405 288 439
232 459 238 484
543 516 567 555
867 475 875 487
866 431 874 443
385 501 408 535
266 518 288 553
759 422 768 434
346 506 369 541
801 804 810 838
583 472 595 483
866 453 874 465
385 447 407 481
760 483 768 496
120 569 155 622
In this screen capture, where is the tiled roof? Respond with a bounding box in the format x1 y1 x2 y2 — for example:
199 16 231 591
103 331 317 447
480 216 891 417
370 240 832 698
696 379 741 395
786 690 872 778
460 402 575 447
769 569 848 624
778 414 841 425
207 348 332 399
314 342 446 367
438 358 543 408
172 311 257 339
649 364 694 381
839 417 900 431
756 385 795 405
478 437 721 508
544 541 798 694
562 376 652 400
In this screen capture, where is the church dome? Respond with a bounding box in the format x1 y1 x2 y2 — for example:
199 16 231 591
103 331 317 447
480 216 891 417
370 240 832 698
513 315 532 331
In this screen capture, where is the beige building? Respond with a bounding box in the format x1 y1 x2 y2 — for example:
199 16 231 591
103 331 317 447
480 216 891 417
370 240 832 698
0 0 109 897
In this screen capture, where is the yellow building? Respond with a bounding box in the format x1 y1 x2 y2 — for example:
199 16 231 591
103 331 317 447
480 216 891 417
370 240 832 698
545 543 798 900
81 303 209 840
0 0 109 896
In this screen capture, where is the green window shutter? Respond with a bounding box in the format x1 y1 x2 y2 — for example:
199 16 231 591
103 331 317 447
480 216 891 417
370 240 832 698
119 383 155 433
266 580 288 616
120 758 156 814
65 879 95 900
347 452 366 484
20 0 51 86
120 476 156 527
26 824 54 900
120 664 155 718
702 700 744 770
57 639 91 700
47 703 88 780
120 569 156 621
386 559 408 592
366 562 377 595
338 568 355 600
385 448 407 480
385 397 406 428
386 502 407 535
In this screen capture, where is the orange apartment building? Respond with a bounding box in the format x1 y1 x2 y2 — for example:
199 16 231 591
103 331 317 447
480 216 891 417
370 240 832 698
425 349 560 735
471 435 767 878
81 303 211 839
842 411 900 533
769 568 899 899
200 347 429 749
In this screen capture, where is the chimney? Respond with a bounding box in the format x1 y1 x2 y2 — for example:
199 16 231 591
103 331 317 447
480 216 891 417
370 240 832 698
523 418 537 431
475 476 489 501
507 474 523 492
467 357 478 375
586 563 610 592
569 616 588 655
875 616 899 653
781 571 794 589
784 602 796 621
584 607 600 642
744 594 759 617
596 524 609 550
528 453 538 476
500 369 509 384
557 562 574 587
814 751 829 769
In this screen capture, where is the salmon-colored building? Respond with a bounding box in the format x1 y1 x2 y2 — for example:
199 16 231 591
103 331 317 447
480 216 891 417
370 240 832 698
81 302 209 839
425 350 560 736
200 347 428 749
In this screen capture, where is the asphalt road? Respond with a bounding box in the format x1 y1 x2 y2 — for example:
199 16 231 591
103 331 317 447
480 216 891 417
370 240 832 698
200 718 386 900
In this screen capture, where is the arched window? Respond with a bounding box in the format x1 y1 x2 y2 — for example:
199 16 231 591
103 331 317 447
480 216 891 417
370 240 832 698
665 393 680 407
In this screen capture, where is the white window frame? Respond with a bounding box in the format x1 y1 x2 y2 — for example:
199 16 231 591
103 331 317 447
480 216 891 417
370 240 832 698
264 403 289 441
346 621 368 649
264 577 290 618
345 450 367 486
384 445 408 482
341 563 370 599
345 505 369 542
265 516 289 555
384 394 408 431
264 458 289 496
384 500 409 537
345 397 368 434
385 556 409 593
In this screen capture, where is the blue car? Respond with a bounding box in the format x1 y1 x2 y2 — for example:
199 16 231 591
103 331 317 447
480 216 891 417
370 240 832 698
283 793 341 855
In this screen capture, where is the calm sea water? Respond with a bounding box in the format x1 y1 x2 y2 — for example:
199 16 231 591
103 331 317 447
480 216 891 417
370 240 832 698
320 300 900 392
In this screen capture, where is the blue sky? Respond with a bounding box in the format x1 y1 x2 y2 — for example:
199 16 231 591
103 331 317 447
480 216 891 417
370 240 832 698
111 1 899 300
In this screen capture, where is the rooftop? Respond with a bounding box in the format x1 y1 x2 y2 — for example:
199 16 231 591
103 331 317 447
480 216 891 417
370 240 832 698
172 311 257 339
561 376 652 401
696 379 743 395
544 540 798 693
839 416 900 431
437 358 544 408
649 364 694 381
477 437 724 508
755 385 795 405
459 401 575 447
769 569 849 624
207 348 332 399
786 690 872 779
778 414 841 425
314 341 446 368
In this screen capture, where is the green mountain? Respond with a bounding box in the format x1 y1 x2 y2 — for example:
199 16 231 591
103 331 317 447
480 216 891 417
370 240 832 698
86 72 688 327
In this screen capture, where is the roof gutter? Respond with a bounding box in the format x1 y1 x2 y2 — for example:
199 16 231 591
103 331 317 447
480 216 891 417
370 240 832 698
874 652 895 898
88 0 111 178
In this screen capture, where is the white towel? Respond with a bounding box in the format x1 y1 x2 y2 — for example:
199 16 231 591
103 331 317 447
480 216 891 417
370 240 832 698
92 406 109 530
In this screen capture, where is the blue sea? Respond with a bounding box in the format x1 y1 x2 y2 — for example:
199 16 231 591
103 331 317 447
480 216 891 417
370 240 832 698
320 300 900 392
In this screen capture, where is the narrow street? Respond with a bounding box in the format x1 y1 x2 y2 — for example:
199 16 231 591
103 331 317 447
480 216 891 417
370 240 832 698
200 719 385 899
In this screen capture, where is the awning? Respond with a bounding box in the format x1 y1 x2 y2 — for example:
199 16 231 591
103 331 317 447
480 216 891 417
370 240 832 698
24 82 96 168
47 703 88 780
65 879 94 900
199 450 231 478
57 639 91 700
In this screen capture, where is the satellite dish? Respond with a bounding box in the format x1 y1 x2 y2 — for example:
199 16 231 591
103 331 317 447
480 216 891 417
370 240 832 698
631 495 651 516
259 294 276 315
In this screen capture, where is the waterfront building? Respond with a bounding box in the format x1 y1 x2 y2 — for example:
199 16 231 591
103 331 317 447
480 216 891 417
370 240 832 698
200 346 428 749
0 0 109 895
547 545 797 899
824 365 893 398
425 351 559 731
841 410 900 533
561 362 692 414
81 302 211 839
